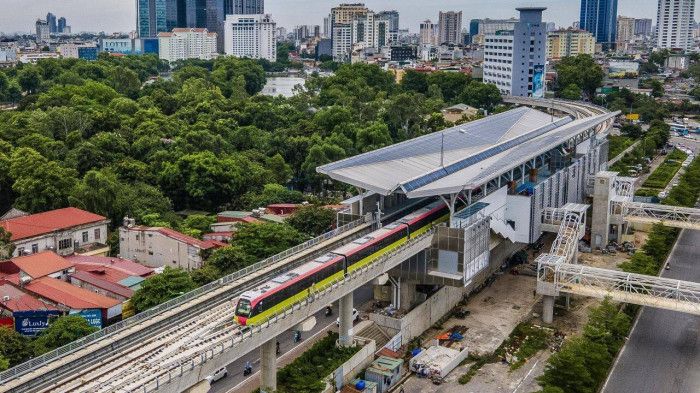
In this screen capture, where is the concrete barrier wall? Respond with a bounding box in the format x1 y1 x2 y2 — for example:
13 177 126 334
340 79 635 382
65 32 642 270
399 286 465 345
321 339 376 393
368 313 402 335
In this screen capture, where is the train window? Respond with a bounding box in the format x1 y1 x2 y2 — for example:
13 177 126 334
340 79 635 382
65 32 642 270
236 299 252 317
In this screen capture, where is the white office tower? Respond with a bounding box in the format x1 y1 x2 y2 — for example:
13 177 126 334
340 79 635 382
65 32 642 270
158 28 218 62
483 7 547 97
224 14 277 61
420 20 437 45
656 0 695 50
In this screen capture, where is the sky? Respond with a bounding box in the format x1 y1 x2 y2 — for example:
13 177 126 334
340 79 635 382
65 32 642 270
0 0 691 35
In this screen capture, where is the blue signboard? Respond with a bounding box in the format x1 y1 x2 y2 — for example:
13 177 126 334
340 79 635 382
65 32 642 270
13 310 62 336
532 64 545 98
70 309 103 329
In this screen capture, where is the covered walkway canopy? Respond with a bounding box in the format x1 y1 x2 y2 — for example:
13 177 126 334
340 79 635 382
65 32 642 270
318 106 618 198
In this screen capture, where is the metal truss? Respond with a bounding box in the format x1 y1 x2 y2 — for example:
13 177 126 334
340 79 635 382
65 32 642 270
537 260 700 315
548 208 585 262
617 201 700 230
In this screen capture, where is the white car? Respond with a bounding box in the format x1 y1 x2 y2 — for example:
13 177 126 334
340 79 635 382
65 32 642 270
336 308 360 326
208 367 228 383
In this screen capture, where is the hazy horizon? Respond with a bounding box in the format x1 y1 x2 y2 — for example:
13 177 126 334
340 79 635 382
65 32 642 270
0 0 686 35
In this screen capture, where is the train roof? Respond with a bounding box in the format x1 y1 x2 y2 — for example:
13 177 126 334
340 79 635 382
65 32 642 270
240 252 342 301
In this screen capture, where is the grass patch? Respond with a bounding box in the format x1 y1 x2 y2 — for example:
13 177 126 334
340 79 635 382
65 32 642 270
268 332 360 393
608 135 633 159
640 149 687 190
496 323 552 370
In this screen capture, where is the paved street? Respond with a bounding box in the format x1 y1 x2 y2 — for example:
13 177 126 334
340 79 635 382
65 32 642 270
602 229 700 393
209 285 373 393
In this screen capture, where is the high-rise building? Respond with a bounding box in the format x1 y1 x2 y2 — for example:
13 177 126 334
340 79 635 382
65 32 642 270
469 19 481 37
137 0 169 38
230 0 264 14
438 11 462 45
378 10 399 33
35 20 50 44
419 20 437 45
224 14 277 61
656 0 695 50
634 18 653 36
616 16 636 50
46 13 57 34
483 7 547 97
323 16 331 38
547 29 596 59
580 0 618 51
57 17 67 33
546 22 556 32
330 3 369 61
158 28 218 62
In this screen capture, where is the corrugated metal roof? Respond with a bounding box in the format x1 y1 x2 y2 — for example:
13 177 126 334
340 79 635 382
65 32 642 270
317 107 568 195
319 107 618 198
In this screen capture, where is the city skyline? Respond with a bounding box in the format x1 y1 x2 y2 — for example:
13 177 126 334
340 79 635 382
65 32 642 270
0 0 689 35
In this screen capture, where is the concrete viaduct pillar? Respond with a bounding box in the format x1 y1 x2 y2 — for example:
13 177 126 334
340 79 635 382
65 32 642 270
542 295 555 324
260 339 277 393
339 293 354 347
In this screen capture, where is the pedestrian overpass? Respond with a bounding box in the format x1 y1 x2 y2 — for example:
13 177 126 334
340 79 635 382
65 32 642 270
615 201 700 230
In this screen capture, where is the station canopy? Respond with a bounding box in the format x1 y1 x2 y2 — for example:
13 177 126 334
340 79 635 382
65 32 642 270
317 106 617 198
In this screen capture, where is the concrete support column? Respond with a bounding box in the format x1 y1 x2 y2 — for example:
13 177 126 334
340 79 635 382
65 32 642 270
338 293 354 347
542 295 555 324
399 280 417 311
260 339 277 393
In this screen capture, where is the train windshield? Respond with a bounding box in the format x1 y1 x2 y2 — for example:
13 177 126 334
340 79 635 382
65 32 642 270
235 299 252 317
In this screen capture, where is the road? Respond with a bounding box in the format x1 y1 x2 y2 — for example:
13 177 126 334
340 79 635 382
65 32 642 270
209 285 374 393
602 229 700 393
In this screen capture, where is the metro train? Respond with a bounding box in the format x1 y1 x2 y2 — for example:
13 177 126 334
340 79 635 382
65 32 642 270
234 199 450 326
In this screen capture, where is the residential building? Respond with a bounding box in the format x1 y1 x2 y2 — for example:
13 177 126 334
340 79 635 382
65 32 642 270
420 20 437 45
0 252 75 284
635 18 653 36
438 11 463 45
158 27 218 62
0 49 17 68
35 19 50 44
656 0 695 50
58 17 68 33
617 16 636 51
331 3 369 61
0 208 110 258
17 51 60 64
580 0 618 51
46 13 57 33
547 29 596 59
118 223 223 271
483 7 547 97
224 14 276 61
441 103 479 123
58 43 80 58
351 11 391 50
323 16 331 38
390 45 417 62
316 38 332 59
230 0 264 14
378 10 399 35
65 255 154 278
22 277 121 326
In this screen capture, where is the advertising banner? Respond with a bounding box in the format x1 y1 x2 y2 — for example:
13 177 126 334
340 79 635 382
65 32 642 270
13 310 62 336
70 309 103 329
532 64 545 98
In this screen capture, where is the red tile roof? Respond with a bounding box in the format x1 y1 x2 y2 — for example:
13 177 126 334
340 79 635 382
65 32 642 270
72 264 129 284
10 252 73 279
65 255 154 277
25 277 121 310
70 271 134 298
0 283 58 312
155 228 220 250
0 208 107 241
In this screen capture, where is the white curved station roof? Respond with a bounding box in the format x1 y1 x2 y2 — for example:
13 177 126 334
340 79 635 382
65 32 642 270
317 106 618 198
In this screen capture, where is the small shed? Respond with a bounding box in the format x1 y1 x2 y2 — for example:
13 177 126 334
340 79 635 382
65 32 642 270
364 356 404 393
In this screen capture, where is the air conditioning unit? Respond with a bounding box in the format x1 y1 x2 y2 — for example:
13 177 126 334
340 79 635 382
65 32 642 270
2 296 9 302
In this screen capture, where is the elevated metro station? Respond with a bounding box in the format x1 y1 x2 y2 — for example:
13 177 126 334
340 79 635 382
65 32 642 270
319 103 617 295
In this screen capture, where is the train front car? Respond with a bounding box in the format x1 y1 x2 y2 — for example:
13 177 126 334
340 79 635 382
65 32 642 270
234 294 254 326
